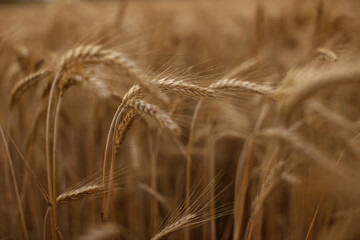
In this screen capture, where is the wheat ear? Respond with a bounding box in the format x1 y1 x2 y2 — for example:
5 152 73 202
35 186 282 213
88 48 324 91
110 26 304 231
152 214 197 240
151 176 232 240
316 47 337 62
59 45 168 104
121 78 215 104
56 185 103 205
155 78 215 98
10 68 52 106
113 108 138 151
209 78 274 95
123 99 180 135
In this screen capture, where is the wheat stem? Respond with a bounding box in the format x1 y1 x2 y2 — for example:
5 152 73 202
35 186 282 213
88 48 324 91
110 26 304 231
0 124 29 240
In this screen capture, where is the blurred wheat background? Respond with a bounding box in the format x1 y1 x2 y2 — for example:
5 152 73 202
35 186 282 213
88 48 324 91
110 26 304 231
0 0 360 239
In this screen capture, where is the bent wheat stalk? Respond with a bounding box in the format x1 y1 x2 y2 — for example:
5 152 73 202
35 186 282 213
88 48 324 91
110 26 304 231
282 65 360 112
104 97 179 219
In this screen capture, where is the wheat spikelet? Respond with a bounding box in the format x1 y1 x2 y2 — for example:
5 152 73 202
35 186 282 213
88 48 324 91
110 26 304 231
10 68 52 106
56 184 103 205
102 51 169 104
59 74 83 94
62 74 117 99
57 63 86 93
122 85 142 103
316 47 337 62
124 99 180 135
56 63 122 100
60 45 103 68
209 78 274 95
156 78 215 98
114 108 138 151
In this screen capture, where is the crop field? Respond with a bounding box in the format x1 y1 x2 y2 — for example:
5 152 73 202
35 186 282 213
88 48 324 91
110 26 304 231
0 0 360 239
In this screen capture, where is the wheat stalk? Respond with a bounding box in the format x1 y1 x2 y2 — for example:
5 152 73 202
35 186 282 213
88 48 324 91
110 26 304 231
278 64 360 111
0 124 29 240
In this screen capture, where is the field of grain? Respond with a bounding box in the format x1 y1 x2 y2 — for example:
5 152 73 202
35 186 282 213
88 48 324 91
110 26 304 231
0 0 360 239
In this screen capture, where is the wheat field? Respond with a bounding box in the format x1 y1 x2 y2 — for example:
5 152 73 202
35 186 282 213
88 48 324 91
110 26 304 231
0 0 360 239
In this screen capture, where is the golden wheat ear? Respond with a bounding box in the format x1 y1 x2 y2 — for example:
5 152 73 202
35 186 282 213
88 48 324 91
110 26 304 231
154 78 216 98
113 107 138 151
56 167 126 205
121 78 215 105
58 45 168 104
316 47 337 62
124 99 180 135
10 68 52 107
209 78 274 96
151 175 232 240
